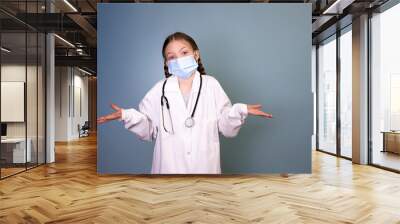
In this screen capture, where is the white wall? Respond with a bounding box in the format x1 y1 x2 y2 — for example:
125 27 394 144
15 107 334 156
55 66 89 141
55 66 69 141
1 63 46 164
71 71 89 139
1 64 42 138
1 65 28 141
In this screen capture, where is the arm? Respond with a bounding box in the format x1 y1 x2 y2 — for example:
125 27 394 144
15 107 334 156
97 82 165 141
119 87 159 142
213 78 248 138
120 82 162 141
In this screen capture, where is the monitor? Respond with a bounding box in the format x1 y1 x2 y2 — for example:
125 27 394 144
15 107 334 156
1 123 7 137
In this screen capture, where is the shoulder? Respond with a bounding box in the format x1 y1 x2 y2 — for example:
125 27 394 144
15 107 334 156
202 74 223 90
143 78 165 100
203 74 217 82
202 74 218 85
152 78 167 91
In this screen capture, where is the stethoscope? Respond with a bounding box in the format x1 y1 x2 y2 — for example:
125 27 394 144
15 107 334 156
161 74 203 134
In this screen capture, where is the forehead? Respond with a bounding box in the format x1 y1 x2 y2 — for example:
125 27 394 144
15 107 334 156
165 39 192 53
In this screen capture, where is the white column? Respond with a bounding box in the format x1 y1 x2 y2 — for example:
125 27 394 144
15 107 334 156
352 14 369 164
46 1 55 163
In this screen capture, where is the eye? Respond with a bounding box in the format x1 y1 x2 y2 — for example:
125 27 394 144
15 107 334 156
183 51 188 55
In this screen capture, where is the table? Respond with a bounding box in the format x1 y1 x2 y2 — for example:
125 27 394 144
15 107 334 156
381 131 400 154
1 137 32 164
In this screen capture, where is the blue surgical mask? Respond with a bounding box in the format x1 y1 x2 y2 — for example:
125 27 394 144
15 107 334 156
167 55 198 79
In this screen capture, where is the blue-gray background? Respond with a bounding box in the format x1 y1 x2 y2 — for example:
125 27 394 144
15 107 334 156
98 3 312 174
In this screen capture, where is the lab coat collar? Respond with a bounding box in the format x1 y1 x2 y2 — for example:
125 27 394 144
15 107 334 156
165 70 201 93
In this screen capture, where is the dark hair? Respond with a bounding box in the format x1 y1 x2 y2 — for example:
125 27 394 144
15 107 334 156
162 32 206 78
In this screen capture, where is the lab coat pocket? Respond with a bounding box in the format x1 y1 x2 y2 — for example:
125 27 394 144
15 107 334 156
160 125 173 138
159 124 175 155
207 118 219 143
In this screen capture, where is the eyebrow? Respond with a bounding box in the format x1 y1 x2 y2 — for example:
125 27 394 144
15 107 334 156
166 46 188 56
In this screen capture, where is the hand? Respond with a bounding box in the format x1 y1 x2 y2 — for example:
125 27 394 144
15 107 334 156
97 103 123 124
247 104 272 118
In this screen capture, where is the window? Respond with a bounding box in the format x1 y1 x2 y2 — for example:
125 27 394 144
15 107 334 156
370 2 400 171
317 35 337 154
339 27 352 158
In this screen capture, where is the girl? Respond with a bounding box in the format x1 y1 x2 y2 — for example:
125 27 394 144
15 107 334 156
97 32 272 174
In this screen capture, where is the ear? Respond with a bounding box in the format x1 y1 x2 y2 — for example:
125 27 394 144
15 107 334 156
194 50 200 62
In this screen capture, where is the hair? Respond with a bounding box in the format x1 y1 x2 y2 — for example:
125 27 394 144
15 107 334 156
162 32 206 78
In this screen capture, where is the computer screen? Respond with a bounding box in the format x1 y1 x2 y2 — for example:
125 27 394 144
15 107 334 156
1 123 7 137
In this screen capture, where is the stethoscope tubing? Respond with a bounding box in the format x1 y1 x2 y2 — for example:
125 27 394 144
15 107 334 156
161 74 203 133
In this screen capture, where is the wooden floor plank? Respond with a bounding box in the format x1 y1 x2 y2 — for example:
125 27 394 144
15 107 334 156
0 134 400 223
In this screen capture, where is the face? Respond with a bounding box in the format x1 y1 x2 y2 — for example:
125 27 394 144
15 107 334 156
164 39 199 64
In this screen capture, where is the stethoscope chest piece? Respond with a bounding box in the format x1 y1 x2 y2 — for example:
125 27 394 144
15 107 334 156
161 73 202 133
185 117 195 128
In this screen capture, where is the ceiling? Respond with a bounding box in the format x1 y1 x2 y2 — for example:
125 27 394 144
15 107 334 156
0 0 393 75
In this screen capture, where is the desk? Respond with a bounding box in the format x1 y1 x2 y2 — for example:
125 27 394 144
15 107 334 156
1 138 32 163
381 131 400 154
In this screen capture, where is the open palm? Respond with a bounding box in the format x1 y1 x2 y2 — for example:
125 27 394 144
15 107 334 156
247 104 272 118
97 103 123 124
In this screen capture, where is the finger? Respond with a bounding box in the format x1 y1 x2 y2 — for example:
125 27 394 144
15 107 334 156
257 110 272 117
261 112 273 118
97 112 119 124
253 110 272 118
104 112 119 121
247 104 262 109
111 103 121 111
97 117 106 124
248 104 262 108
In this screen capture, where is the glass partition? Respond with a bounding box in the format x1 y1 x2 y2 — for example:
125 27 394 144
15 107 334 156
0 1 46 179
0 30 28 177
317 35 337 155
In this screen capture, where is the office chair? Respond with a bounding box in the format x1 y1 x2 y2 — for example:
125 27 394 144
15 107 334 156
78 121 90 138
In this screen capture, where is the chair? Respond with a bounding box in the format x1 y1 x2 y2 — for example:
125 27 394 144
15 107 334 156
78 121 90 138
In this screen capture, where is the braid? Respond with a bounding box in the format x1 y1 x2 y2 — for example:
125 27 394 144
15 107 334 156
197 57 206 75
164 62 171 78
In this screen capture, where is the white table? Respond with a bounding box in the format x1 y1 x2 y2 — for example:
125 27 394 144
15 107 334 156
1 137 32 163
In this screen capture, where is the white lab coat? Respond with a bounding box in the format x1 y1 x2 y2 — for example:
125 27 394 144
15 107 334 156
120 70 248 174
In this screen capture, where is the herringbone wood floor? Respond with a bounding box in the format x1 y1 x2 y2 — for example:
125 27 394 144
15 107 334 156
1 134 400 224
